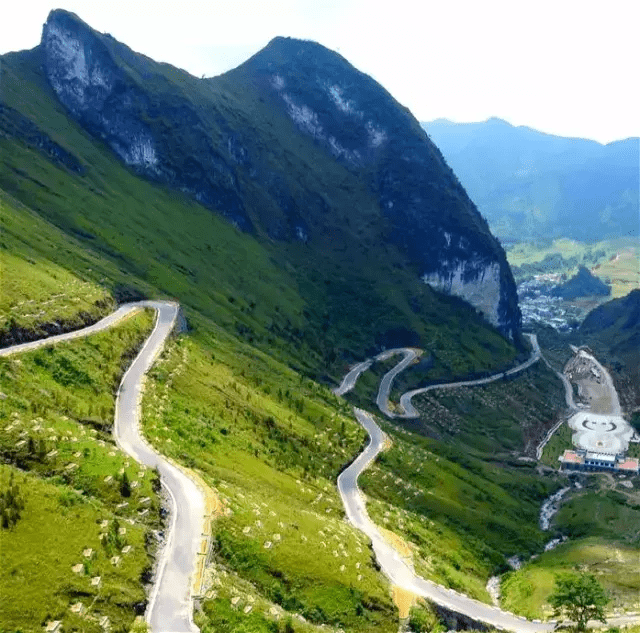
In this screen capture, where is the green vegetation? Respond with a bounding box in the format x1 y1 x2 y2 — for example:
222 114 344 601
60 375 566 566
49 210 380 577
141 329 399 631
0 471 24 529
407 362 566 456
0 311 159 632
359 422 555 602
501 477 640 618
0 191 115 343
549 573 609 630
506 238 639 299
407 603 444 633
0 33 520 382
1 14 638 630
539 421 573 467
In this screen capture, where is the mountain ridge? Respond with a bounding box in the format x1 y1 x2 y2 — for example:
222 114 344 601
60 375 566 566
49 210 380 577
31 9 521 338
426 116 638 146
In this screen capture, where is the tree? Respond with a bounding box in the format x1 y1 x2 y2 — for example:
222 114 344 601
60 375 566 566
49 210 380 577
1 472 25 529
120 471 131 497
549 573 609 631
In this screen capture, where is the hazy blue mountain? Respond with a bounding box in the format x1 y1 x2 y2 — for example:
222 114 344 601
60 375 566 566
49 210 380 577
422 118 639 243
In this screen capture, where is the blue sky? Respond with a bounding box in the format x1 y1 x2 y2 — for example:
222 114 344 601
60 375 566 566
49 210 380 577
2 0 638 143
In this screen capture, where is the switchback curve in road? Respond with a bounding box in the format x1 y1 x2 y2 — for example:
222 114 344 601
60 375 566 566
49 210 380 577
374 348 421 417
337 419 553 631
1 301 204 633
335 335 639 630
396 334 541 418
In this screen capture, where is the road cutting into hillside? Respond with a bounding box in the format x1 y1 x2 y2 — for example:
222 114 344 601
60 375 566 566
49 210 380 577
335 335 639 630
1 301 205 633
337 415 555 631
334 334 541 417
374 348 422 417
396 333 541 418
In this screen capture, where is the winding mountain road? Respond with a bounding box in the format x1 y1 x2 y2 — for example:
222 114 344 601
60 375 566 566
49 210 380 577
5 306 637 630
335 334 639 630
338 410 553 632
396 334 541 418
1 301 204 633
374 348 421 417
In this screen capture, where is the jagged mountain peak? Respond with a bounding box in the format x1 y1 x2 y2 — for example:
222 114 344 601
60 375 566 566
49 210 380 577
31 10 521 338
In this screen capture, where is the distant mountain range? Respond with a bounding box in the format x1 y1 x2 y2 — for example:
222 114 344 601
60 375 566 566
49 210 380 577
422 118 639 243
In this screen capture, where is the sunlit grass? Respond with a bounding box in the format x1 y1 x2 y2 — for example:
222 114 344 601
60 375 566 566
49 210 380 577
0 310 157 631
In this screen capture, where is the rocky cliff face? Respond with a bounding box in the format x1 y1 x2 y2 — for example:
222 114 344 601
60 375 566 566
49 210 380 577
237 37 521 337
41 10 251 230
39 11 521 339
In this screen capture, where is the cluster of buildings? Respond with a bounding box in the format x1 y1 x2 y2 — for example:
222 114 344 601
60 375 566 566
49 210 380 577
559 449 639 474
517 277 586 331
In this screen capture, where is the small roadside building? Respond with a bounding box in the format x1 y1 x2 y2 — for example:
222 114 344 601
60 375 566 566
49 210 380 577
559 449 639 474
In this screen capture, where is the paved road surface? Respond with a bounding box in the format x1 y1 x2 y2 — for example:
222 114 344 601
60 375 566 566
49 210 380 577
374 349 420 417
335 334 639 630
0 303 140 357
114 302 204 632
5 308 638 629
338 410 553 632
2 301 204 633
397 334 541 418
333 359 373 396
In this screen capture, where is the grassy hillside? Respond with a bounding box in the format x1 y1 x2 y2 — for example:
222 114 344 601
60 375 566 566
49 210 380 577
139 323 400 632
0 311 158 632
0 191 117 343
501 480 640 618
359 424 555 602
406 362 567 457
3 14 639 630
2 189 638 628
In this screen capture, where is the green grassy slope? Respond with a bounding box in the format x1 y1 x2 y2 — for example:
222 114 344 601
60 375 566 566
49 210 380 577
140 325 399 632
359 423 555 602
5 16 638 629
407 362 567 456
0 191 118 343
0 311 158 632
501 481 640 618
0 121 518 629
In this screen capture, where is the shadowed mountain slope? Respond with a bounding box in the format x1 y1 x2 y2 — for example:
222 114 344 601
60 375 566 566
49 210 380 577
1 10 522 378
